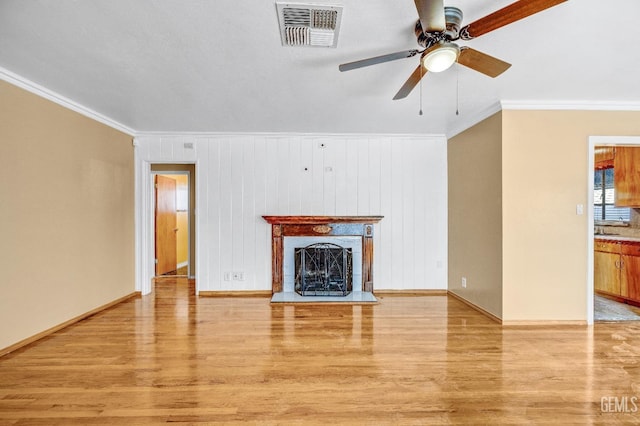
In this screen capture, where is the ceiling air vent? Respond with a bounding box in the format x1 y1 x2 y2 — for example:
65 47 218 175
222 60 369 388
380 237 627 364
276 2 343 48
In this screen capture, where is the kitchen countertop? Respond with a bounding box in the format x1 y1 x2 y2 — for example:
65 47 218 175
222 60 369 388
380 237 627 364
595 235 640 243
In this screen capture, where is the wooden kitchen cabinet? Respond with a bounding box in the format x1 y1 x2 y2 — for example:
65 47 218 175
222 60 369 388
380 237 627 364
595 239 640 305
621 242 640 301
614 146 640 207
622 254 640 301
594 240 621 295
594 250 620 295
595 146 615 169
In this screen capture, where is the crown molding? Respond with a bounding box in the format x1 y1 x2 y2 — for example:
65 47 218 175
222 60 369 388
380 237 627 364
134 131 447 140
501 100 640 111
446 101 502 139
0 67 136 136
446 100 640 138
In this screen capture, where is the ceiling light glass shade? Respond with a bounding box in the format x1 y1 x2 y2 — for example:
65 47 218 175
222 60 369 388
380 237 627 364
421 42 460 72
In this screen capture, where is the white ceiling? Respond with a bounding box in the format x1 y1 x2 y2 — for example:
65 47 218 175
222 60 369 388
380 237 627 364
1 0 639 136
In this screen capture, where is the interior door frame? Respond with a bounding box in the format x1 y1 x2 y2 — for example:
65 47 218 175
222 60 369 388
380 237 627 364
136 159 197 296
587 136 640 325
153 171 190 277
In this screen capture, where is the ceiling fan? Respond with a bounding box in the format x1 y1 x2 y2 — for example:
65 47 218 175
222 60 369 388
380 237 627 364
339 0 568 100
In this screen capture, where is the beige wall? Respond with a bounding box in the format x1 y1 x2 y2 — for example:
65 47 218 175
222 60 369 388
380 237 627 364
502 110 640 321
449 112 503 318
0 80 135 350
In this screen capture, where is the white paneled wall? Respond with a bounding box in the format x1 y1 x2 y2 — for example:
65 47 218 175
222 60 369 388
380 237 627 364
135 134 447 293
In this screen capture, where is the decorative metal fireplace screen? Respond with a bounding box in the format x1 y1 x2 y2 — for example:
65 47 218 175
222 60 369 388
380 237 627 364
294 243 353 296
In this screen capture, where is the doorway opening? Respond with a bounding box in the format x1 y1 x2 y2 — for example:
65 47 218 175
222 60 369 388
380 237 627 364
589 138 640 323
151 164 196 280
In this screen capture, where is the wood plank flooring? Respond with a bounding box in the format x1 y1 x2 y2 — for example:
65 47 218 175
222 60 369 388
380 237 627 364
1 277 640 424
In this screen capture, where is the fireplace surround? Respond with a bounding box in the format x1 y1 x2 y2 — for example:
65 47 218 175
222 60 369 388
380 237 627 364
262 216 383 294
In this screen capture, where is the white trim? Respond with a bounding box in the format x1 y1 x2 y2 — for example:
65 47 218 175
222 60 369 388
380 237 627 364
502 100 640 111
135 131 448 140
587 136 640 325
590 136 640 145
446 101 502 139
177 261 189 269
586 140 595 326
0 66 136 136
136 154 199 295
135 157 154 295
144 164 155 293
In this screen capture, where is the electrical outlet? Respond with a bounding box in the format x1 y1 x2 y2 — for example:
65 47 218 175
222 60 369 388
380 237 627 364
224 272 231 281
461 277 467 288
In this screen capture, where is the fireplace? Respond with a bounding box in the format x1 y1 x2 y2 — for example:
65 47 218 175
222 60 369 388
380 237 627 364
295 243 353 296
262 216 383 295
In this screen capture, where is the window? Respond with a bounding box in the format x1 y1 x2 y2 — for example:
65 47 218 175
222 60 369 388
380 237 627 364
594 167 631 222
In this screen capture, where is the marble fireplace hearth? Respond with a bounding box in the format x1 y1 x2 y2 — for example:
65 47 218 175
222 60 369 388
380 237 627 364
262 216 383 303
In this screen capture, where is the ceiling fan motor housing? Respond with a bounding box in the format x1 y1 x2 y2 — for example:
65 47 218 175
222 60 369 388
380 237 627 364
444 7 463 39
416 6 463 48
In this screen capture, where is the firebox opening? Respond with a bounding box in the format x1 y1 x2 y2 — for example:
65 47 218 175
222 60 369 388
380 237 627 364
294 243 353 296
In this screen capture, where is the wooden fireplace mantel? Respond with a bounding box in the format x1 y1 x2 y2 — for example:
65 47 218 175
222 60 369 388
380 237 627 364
262 216 383 294
263 216 384 225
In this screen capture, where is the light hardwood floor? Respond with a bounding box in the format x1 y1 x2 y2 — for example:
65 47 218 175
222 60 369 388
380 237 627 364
1 277 640 424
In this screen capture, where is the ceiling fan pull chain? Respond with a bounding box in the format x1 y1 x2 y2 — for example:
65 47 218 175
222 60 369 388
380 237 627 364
455 64 459 116
419 65 423 115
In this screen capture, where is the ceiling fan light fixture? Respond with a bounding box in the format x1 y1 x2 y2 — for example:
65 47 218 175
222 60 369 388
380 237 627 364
421 42 459 72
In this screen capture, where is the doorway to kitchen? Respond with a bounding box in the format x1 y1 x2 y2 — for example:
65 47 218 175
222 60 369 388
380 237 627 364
589 137 640 323
151 164 196 280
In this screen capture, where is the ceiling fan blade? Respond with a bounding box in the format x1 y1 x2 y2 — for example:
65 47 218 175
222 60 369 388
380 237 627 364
457 47 511 78
461 0 567 39
393 65 427 100
339 50 420 72
414 0 445 32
